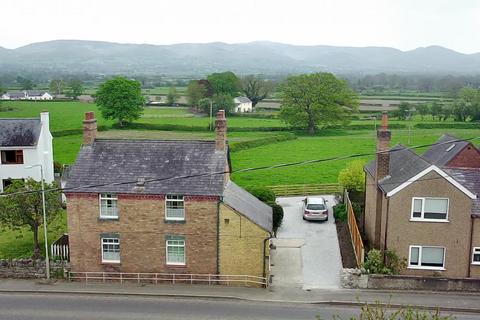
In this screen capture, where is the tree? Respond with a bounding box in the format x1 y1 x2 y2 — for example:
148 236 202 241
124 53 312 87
66 79 84 99
392 102 411 120
279 73 358 134
166 86 179 106
415 104 430 121
241 75 272 108
338 160 366 192
95 77 145 126
0 179 62 258
17 76 34 90
431 102 443 121
207 71 240 96
186 81 207 107
458 87 480 121
49 79 64 96
199 94 234 117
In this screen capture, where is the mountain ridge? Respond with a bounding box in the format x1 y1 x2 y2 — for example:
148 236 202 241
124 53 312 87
0 40 479 75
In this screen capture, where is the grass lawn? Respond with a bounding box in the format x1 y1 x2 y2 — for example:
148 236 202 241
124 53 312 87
0 211 67 259
230 128 479 187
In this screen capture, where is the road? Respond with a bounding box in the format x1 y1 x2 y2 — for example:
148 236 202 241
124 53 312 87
0 293 476 320
272 196 342 290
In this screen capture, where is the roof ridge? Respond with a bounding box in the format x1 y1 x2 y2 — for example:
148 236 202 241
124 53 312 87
94 138 215 144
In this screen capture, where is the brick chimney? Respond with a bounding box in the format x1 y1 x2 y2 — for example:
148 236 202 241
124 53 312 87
83 111 97 145
215 110 227 152
375 111 391 181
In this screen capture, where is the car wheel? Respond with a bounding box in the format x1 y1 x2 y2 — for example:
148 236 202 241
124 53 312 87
303 216 306 220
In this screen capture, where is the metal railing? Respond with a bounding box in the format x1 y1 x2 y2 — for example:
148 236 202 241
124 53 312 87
68 272 268 287
267 183 342 197
344 190 365 267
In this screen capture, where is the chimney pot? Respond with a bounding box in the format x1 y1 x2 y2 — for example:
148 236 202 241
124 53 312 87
375 111 391 181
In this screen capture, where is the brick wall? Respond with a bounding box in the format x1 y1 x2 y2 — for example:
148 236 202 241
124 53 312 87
219 204 270 280
447 144 480 168
66 193 219 274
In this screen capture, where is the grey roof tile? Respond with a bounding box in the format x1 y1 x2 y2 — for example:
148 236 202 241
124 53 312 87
223 181 273 232
423 134 471 166
65 139 228 195
0 118 41 147
234 96 252 104
444 168 480 215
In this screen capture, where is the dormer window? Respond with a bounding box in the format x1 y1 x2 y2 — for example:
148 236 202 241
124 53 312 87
1 150 24 164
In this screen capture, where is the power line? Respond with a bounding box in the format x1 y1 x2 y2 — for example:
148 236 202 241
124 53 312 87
1 136 479 198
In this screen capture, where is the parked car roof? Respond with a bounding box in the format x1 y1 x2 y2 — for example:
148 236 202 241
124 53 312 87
306 196 325 204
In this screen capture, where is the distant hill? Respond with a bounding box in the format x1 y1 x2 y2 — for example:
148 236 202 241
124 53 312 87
0 40 479 75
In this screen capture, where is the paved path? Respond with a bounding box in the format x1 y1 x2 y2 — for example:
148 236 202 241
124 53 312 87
272 196 343 290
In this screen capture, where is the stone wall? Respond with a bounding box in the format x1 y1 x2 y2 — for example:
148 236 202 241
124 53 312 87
0 259 69 279
341 268 480 292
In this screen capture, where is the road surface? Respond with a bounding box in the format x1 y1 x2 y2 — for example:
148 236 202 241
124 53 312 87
0 293 476 320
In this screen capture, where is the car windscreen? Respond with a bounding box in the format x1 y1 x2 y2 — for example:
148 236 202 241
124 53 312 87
307 204 325 211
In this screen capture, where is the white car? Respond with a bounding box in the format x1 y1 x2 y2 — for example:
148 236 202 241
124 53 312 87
302 196 328 221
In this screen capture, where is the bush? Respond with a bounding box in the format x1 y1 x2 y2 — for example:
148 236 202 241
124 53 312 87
246 186 276 203
338 160 366 192
363 249 406 275
229 133 297 152
269 202 284 234
333 203 347 222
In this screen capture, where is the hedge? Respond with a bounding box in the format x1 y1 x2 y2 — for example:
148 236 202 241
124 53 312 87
230 133 297 153
52 125 108 137
414 122 479 129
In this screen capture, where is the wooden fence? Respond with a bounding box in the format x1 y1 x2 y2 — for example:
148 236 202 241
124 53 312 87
51 234 69 261
344 190 365 267
267 183 342 197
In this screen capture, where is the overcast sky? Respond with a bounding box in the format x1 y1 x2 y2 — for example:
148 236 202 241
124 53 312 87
2 0 479 53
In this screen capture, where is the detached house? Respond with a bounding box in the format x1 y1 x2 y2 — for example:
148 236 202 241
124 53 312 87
364 112 480 278
65 111 272 282
0 112 54 192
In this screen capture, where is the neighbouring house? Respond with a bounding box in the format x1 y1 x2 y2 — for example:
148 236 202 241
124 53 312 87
65 111 272 282
364 112 480 278
0 112 54 192
1 91 53 100
234 96 253 113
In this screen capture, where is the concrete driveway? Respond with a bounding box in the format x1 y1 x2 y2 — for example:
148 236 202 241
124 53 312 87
271 196 342 290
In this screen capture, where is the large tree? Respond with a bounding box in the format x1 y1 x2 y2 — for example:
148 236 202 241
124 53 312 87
186 81 207 107
198 93 235 117
207 71 240 97
17 76 34 90
0 179 62 258
95 76 145 126
166 86 179 106
241 75 272 108
279 73 358 134
49 79 64 96
66 79 84 99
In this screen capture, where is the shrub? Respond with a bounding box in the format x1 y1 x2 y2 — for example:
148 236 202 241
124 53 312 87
246 186 276 203
338 160 366 192
363 249 406 275
333 203 347 222
269 202 284 234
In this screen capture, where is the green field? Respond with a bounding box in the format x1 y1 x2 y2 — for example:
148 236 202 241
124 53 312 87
0 100 478 258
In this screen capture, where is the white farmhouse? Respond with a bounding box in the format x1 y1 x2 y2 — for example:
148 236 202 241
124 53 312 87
0 112 54 192
234 96 253 113
1 91 53 100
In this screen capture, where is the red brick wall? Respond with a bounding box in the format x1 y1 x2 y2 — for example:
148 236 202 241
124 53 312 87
447 144 480 168
66 192 219 274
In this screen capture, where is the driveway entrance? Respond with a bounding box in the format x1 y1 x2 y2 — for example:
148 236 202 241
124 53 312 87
271 196 342 290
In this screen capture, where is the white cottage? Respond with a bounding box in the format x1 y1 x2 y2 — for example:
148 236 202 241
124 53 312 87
1 91 53 100
234 96 253 113
0 112 54 192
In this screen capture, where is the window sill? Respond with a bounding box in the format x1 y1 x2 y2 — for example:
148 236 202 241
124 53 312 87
407 266 445 271
102 261 121 264
164 219 186 224
471 263 480 266
98 217 119 221
409 219 449 223
166 263 187 268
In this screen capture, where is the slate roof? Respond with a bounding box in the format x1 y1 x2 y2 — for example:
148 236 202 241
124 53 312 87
234 96 252 104
4 92 25 99
222 181 273 232
365 144 431 194
423 134 472 166
0 118 42 147
444 168 480 215
65 139 227 195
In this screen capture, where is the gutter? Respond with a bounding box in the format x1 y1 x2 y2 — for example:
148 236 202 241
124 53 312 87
468 215 475 278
